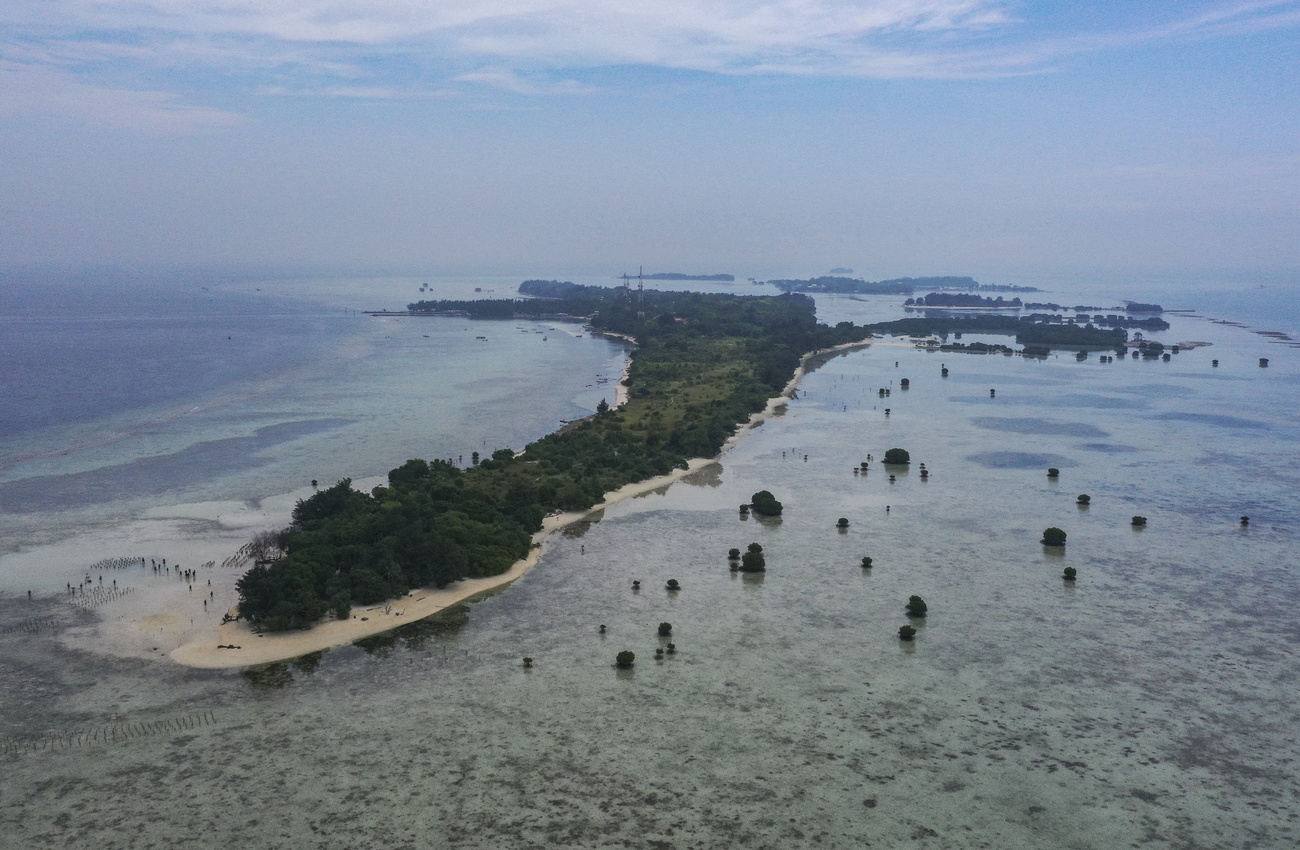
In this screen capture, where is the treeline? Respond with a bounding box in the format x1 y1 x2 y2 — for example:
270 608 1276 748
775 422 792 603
905 293 1023 308
768 276 916 294
1068 314 1169 331
237 289 869 631
864 315 1126 349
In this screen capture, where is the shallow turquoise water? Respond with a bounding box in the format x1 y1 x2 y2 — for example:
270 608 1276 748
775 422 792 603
1 276 1298 849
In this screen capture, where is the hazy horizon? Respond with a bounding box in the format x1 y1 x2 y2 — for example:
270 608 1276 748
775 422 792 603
3 2 1298 274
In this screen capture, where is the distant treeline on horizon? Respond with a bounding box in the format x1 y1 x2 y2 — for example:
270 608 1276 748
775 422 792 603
765 276 1041 294
642 272 735 281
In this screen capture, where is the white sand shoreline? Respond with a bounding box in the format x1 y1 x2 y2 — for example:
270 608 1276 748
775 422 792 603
169 337 871 669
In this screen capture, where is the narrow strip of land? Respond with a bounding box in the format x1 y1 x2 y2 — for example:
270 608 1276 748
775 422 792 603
171 338 869 668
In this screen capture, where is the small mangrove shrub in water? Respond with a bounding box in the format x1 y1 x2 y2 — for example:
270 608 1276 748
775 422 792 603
658 622 673 637
1047 468 1060 478
666 579 681 590
728 548 740 560
1042 527 1067 546
750 490 784 517
523 657 533 668
906 595 928 617
899 625 917 641
1131 516 1147 527
1063 567 1077 581
884 448 911 464
861 556 873 568
615 650 635 668
837 517 850 528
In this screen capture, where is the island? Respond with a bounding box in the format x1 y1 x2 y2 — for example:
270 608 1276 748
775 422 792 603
862 315 1128 352
201 283 1155 664
767 275 1040 295
905 293 1023 309
232 286 871 635
643 272 735 281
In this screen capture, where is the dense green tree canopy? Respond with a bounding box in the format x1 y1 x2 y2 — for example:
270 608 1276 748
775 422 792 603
238 285 873 630
750 490 783 516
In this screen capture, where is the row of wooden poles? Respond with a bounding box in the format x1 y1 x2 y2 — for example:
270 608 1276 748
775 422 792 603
1 710 217 757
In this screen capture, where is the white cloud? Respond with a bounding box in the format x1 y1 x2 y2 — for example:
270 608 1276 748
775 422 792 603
1 0 1298 129
455 67 598 94
0 59 247 131
11 2 1025 71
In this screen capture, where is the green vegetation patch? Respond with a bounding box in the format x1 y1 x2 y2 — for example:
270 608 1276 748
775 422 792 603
237 287 868 630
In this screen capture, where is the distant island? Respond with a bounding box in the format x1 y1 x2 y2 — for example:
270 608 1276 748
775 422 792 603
862 313 1166 350
768 276 914 294
768 275 1041 294
905 293 1023 309
827 267 854 275
643 272 735 281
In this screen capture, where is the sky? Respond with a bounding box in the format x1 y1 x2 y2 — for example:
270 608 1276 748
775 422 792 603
1 1 1298 279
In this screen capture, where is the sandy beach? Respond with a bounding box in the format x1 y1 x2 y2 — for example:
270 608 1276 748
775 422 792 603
168 337 871 669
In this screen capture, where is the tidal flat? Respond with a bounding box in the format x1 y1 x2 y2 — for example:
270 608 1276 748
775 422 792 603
3 297 1298 849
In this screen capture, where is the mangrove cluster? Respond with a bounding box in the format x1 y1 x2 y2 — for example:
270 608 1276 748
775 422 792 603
905 293 1023 308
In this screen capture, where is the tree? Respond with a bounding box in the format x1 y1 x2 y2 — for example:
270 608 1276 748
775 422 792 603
1041 527 1067 546
750 490 783 516
615 650 635 668
523 657 534 668
596 398 610 415
728 548 741 559
1063 567 1077 581
906 595 927 617
666 579 681 590
883 448 910 464
837 517 850 528
861 556 873 568
740 549 766 572
330 593 351 621
1131 516 1147 527
1077 494 1091 505
1047 468 1060 478
658 622 672 637
899 625 917 641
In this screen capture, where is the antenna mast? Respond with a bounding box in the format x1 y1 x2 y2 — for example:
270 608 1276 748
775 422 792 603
637 266 645 317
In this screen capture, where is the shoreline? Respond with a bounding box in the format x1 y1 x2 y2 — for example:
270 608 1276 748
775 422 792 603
169 337 872 669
